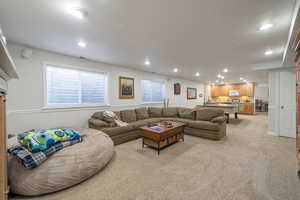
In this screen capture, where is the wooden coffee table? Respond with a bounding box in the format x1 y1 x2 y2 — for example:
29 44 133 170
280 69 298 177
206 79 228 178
140 122 186 155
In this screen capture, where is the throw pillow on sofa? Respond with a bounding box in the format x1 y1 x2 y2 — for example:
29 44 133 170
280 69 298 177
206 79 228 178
178 108 195 120
148 107 163 117
102 111 121 124
135 107 149 120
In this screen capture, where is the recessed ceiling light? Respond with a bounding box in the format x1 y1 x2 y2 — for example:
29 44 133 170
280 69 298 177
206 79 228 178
144 59 151 66
69 8 87 19
243 79 247 82
220 76 225 79
195 72 200 77
240 77 244 80
77 41 87 48
264 50 273 55
217 74 222 78
223 68 228 73
259 23 273 31
173 68 179 73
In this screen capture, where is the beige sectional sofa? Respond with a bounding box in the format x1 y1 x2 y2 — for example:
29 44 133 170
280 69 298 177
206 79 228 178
89 107 226 145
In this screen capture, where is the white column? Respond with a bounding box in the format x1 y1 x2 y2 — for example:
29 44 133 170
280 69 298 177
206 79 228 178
268 71 280 136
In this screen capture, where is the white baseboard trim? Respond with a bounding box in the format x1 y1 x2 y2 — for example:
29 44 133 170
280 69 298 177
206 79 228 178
268 131 279 136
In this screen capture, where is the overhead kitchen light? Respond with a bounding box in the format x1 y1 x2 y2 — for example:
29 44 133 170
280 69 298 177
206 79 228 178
217 74 222 78
77 41 87 48
223 68 228 73
69 8 87 19
173 68 179 73
195 72 200 77
240 77 244 80
144 59 151 66
259 23 273 31
264 50 273 55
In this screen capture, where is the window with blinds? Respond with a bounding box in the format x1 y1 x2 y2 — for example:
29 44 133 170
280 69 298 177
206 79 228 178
45 65 107 108
141 80 165 103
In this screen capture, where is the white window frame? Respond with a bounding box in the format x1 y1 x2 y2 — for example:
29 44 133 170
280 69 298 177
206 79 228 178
141 79 166 104
43 62 109 109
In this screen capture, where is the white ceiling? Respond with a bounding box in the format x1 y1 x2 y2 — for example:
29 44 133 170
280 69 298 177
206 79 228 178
0 0 296 84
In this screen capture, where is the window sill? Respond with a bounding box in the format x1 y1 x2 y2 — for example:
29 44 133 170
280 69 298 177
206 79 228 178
43 104 111 111
141 102 164 105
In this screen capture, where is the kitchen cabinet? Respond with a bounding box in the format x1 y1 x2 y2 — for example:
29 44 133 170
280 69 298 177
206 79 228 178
211 85 228 97
239 103 253 114
231 84 240 90
210 83 253 98
240 83 253 97
219 85 228 96
211 86 218 97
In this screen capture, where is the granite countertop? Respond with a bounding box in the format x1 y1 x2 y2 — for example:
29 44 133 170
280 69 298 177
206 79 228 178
203 103 238 108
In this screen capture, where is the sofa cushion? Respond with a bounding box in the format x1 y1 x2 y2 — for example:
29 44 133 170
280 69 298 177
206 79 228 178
188 121 220 131
89 118 110 128
178 108 194 120
148 107 163 117
120 110 137 123
211 116 227 124
195 109 224 121
135 107 149 120
174 118 192 125
102 125 135 137
162 107 178 117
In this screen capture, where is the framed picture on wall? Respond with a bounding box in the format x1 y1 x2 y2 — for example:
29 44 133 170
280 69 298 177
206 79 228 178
187 88 197 99
119 76 134 99
174 83 181 95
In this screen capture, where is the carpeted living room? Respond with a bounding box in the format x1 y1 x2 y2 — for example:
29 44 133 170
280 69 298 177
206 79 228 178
1 1 300 200
10 114 300 200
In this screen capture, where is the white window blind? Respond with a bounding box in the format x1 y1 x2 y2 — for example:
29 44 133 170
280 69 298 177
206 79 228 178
45 65 107 107
141 80 165 103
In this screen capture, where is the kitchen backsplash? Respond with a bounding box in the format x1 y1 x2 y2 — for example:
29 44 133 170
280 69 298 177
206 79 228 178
209 96 253 103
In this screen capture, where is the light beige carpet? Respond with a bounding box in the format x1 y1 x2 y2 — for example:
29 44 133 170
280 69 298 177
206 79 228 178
10 114 300 200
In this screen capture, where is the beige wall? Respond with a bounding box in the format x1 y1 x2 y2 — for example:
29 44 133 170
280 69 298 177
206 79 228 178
6 43 204 134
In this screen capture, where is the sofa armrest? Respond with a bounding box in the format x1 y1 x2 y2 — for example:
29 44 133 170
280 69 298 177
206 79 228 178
88 118 110 129
211 116 226 124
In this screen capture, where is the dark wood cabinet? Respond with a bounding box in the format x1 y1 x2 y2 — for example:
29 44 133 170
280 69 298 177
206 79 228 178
296 68 300 149
0 94 7 200
293 28 300 178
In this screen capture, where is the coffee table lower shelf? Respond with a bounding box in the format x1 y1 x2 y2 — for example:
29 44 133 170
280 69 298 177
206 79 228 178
142 133 184 155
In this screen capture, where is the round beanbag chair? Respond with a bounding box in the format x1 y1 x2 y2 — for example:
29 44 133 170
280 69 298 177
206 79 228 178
8 128 114 196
